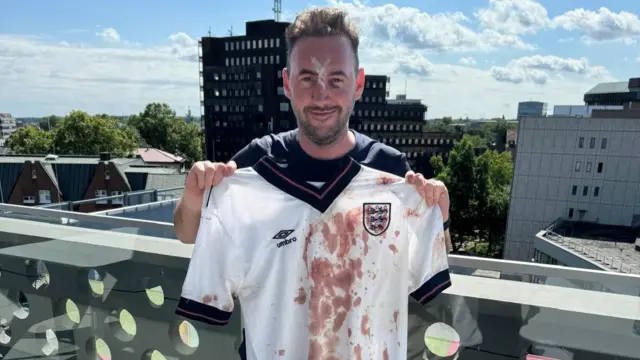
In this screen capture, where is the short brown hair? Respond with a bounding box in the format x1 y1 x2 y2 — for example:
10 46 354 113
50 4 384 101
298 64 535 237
285 7 360 69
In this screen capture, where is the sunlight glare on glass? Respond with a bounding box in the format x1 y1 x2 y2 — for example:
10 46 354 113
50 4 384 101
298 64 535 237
424 322 460 357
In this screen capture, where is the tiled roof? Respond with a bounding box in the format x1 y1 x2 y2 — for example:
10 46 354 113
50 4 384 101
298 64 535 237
136 148 184 163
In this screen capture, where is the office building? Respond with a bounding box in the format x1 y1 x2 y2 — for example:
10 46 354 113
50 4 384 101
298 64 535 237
504 111 640 263
517 101 548 119
584 77 640 108
0 113 17 147
200 20 291 162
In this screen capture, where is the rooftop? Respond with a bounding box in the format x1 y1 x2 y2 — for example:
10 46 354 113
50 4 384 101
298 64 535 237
0 202 638 359
585 81 631 95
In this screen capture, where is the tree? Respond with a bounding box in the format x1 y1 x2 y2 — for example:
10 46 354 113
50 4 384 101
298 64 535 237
39 115 60 131
6 126 54 154
52 111 139 156
129 103 202 165
430 135 513 257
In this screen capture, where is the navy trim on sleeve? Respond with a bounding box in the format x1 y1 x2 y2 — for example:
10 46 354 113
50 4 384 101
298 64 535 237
410 269 452 305
443 218 451 231
176 297 232 326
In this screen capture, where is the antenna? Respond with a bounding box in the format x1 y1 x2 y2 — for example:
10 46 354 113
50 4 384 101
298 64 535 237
404 79 407 95
273 0 282 21
228 26 233 36
207 27 212 37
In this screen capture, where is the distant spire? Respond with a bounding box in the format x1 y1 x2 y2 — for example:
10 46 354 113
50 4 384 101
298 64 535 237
207 27 212 37
228 25 233 36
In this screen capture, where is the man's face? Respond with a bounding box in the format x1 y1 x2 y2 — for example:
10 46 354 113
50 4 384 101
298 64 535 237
283 35 365 146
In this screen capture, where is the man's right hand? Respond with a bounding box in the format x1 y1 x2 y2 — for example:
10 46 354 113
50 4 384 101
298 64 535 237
175 160 237 244
182 160 238 211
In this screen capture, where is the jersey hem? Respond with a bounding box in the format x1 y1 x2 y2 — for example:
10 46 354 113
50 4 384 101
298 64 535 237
176 297 232 326
410 269 452 305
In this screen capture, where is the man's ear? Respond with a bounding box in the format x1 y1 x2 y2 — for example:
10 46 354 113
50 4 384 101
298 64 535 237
355 68 365 100
283 67 291 99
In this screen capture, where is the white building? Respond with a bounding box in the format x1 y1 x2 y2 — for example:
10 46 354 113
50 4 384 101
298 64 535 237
504 114 640 261
0 113 17 147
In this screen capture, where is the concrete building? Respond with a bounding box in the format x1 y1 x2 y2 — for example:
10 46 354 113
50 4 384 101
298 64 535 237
504 112 640 262
0 113 17 147
552 105 624 117
517 101 548 119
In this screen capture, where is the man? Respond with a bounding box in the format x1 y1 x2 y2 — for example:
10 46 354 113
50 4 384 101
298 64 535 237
174 7 452 359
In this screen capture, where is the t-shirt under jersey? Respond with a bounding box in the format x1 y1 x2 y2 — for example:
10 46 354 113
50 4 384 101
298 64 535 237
176 156 452 360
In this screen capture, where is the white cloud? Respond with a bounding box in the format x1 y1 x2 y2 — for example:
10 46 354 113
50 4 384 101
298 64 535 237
488 55 611 85
459 57 477 66
329 0 534 52
550 7 640 44
475 0 549 34
96 27 121 43
0 33 199 116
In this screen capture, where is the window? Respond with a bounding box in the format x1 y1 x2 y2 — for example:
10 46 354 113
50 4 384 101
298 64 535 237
277 70 282 78
38 190 51 204
572 185 577 195
280 102 290 112
589 137 596 148
112 191 124 205
575 160 581 172
601 138 607 149
586 162 592 172
258 104 263 112
225 42 229 50
276 55 280 64
256 71 261 79
594 187 600 197
95 190 108 204
578 137 584 148
276 38 280 47
597 162 603 173
23 196 35 204
582 186 588 196
277 87 284 95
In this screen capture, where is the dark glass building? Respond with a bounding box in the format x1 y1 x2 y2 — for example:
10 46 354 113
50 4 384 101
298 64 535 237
584 77 640 108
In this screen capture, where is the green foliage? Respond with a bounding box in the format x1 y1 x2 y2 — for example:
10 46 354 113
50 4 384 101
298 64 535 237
5 126 54 154
7 103 202 165
129 103 203 166
431 135 513 257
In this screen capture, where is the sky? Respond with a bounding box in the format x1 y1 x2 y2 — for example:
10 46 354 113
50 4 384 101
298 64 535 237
1 0 639 119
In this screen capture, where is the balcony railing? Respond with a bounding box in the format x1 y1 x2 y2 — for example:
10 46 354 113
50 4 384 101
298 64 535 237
0 203 639 360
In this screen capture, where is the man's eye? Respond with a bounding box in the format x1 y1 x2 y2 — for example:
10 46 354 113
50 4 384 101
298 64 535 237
330 79 345 86
301 76 314 82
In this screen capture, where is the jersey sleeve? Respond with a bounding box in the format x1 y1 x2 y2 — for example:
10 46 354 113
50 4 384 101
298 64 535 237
175 190 244 326
406 198 452 305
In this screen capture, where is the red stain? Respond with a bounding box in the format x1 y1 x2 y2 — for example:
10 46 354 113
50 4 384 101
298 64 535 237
393 310 399 331
405 208 420 218
294 287 307 305
388 244 398 254
354 344 363 360
213 294 218 301
361 230 369 255
394 230 400 237
348 328 352 337
376 174 399 185
278 349 285 356
305 207 366 359
383 347 389 360
360 314 370 336
353 297 362 307
222 303 232 312
201 294 213 304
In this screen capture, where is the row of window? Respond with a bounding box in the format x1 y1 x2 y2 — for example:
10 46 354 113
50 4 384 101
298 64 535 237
212 102 290 113
225 55 282 67
21 190 124 205
380 137 452 146
356 110 423 118
95 190 124 205
577 136 607 150
360 96 385 104
359 123 422 132
225 38 281 51
574 161 604 173
571 185 600 197
365 81 387 89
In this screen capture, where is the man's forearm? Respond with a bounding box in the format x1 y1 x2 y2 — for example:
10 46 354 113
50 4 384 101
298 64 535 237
173 199 201 244
444 229 453 253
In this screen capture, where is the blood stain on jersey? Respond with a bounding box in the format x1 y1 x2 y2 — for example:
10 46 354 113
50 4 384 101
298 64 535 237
360 314 370 336
394 230 400 237
363 203 391 236
376 174 400 185
294 287 307 305
354 343 363 360
278 349 285 356
393 310 399 331
201 294 213 304
388 244 398 254
383 347 390 360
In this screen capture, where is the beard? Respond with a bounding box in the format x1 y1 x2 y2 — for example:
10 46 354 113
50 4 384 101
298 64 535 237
294 103 353 146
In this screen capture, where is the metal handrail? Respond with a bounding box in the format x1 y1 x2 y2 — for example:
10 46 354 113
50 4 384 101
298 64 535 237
541 230 640 275
35 186 184 209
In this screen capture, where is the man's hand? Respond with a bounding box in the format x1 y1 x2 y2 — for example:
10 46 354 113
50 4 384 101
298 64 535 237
182 161 237 211
174 160 237 244
405 171 449 222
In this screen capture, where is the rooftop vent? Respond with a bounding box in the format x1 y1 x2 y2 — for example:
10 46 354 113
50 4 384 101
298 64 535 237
99 152 111 161
44 154 58 161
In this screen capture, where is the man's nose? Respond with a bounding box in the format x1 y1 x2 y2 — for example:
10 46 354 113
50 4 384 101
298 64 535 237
311 82 330 102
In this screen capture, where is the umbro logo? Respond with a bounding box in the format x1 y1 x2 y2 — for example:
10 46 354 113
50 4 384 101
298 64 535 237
273 230 296 248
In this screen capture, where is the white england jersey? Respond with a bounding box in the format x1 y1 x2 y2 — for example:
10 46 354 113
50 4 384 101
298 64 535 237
177 156 451 360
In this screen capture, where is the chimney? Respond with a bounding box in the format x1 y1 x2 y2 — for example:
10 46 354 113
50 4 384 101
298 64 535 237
99 152 111 161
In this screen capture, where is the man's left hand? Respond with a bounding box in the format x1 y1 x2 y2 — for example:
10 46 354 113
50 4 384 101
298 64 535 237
405 171 449 222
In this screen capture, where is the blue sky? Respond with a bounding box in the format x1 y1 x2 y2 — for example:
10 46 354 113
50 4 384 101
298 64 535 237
2 0 639 118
